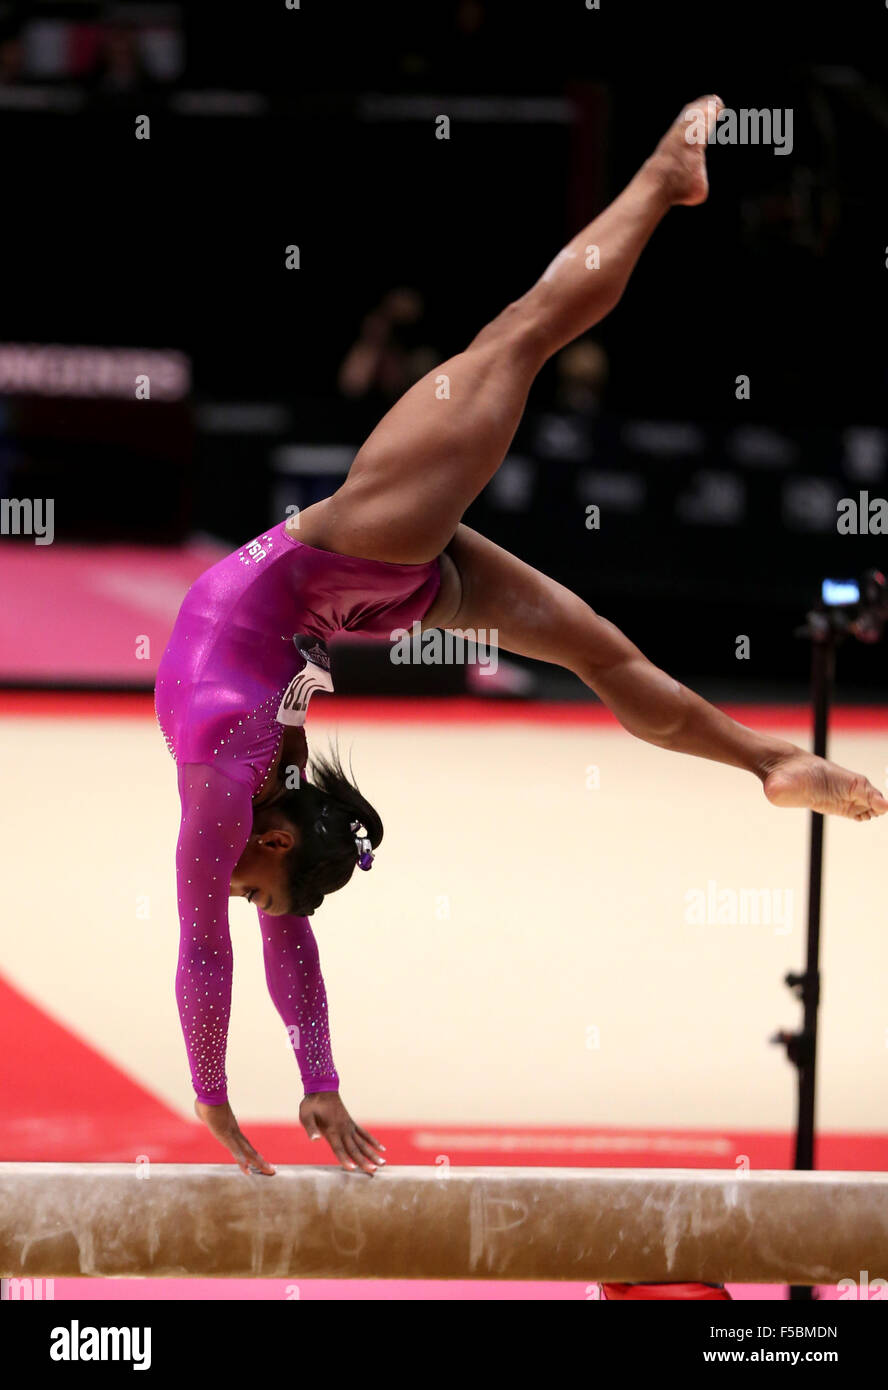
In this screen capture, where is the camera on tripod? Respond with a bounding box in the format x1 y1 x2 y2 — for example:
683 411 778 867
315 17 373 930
820 569 888 642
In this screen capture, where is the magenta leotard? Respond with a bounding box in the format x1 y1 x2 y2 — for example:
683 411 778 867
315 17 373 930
155 520 440 1104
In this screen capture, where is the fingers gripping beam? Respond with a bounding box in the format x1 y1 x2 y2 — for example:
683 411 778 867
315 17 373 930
1 1164 886 1284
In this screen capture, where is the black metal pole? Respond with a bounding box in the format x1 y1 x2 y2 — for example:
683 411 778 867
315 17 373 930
786 631 834 1301
798 637 833 1166
773 573 887 1301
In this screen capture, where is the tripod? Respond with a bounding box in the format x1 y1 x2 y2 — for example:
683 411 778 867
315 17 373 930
772 569 888 1302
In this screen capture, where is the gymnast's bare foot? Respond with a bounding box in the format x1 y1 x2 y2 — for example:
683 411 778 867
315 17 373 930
763 753 888 822
648 94 724 206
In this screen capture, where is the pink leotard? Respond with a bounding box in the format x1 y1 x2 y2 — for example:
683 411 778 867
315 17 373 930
155 520 441 1104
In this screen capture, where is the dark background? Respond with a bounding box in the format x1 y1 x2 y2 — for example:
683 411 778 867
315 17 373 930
2 0 887 696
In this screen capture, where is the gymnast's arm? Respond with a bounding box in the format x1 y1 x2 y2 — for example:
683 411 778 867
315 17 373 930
174 762 274 1175
257 909 340 1093
258 908 386 1175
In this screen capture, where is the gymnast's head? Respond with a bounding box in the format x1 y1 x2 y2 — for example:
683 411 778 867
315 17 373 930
230 746 383 917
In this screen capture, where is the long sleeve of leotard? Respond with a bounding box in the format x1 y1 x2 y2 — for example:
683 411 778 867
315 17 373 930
258 909 340 1094
174 762 253 1105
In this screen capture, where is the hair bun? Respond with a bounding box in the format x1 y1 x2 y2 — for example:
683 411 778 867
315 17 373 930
280 742 385 913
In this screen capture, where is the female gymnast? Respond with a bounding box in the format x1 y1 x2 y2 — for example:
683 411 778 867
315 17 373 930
156 96 887 1180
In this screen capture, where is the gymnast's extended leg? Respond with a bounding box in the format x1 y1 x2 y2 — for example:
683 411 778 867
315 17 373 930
307 96 725 565
433 524 888 821
299 95 886 819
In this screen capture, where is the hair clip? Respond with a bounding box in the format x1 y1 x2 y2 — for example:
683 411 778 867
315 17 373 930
350 819 374 870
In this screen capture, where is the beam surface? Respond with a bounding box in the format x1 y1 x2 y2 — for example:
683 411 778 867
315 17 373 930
1 1164 886 1283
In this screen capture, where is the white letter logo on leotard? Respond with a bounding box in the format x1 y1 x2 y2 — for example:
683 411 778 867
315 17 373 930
238 534 275 567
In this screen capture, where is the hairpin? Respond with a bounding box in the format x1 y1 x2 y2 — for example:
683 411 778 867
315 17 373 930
350 819 374 871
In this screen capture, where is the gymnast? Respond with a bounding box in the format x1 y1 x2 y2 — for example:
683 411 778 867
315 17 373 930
156 95 887 1179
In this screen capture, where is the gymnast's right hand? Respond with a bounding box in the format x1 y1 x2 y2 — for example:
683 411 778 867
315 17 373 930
194 1099 276 1177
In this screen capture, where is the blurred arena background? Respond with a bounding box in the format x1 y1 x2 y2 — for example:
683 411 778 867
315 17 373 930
1 1 887 1301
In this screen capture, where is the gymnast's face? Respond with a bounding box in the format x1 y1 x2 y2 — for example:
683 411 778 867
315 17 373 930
230 824 300 916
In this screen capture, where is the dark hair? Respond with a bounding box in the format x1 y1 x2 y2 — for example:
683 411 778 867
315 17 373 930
272 745 383 916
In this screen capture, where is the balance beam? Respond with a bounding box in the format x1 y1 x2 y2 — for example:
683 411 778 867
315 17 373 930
1 1164 886 1283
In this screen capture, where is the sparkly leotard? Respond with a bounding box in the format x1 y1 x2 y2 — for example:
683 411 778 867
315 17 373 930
156 520 441 1103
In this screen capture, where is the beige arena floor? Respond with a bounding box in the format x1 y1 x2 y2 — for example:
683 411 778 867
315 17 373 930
1 702 886 1134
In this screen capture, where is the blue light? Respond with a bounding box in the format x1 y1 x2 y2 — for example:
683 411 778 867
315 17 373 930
822 579 860 607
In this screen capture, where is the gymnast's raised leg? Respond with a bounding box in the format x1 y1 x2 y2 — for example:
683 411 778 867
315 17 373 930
300 96 886 822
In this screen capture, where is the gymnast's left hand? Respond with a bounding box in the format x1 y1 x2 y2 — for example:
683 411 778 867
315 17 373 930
299 1092 387 1175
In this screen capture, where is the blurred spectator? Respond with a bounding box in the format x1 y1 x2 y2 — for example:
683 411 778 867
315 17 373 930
529 340 610 464
85 20 156 95
554 340 609 415
0 33 23 84
338 288 439 403
394 0 500 90
455 0 486 38
0 3 26 85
